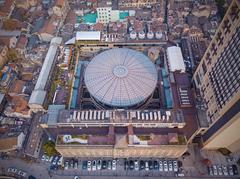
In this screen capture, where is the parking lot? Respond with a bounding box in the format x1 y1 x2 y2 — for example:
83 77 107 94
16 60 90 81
41 155 185 177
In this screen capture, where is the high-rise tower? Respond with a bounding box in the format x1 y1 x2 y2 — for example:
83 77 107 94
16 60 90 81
193 0 240 152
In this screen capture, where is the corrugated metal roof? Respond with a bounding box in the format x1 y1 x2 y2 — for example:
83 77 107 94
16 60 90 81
166 46 185 72
76 31 101 41
29 37 62 105
84 48 158 107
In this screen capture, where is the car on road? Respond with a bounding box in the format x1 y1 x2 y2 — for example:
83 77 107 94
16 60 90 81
64 161 69 170
168 161 173 171
163 160 168 172
228 165 234 175
107 160 112 170
82 161 87 170
217 165 223 175
145 161 149 171
74 176 79 179
134 160 139 171
140 160 145 170
92 160 97 171
124 160 129 170
159 161 163 172
173 160 178 172
49 156 54 163
18 170 27 177
87 161 91 171
112 160 117 170
222 165 228 176
7 168 18 174
102 160 107 169
70 159 74 168
97 160 102 170
213 165 218 175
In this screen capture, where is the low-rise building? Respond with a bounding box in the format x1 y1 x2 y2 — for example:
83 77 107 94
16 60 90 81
166 46 185 73
0 131 26 153
0 36 17 49
28 37 62 112
0 0 15 23
38 15 61 42
52 0 69 19
0 45 8 69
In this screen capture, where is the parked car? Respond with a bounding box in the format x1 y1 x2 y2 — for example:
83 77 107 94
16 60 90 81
217 165 223 175
140 160 145 170
45 156 50 162
173 160 178 172
74 160 78 169
207 166 213 176
49 156 54 163
129 160 134 170
57 156 63 166
112 160 117 170
7 168 18 173
87 161 91 171
222 165 228 176
168 161 173 171
70 159 74 168
145 161 149 171
64 161 69 170
163 160 168 172
18 170 27 177
228 165 234 176
134 160 139 171
213 165 218 175
41 155 46 161
107 160 112 170
102 160 107 169
232 164 238 175
82 161 87 170
124 160 129 170
149 161 153 170
92 160 97 171
52 156 59 165
159 161 163 172
97 160 102 170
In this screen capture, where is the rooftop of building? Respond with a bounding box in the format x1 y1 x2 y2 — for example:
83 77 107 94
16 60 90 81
0 0 14 16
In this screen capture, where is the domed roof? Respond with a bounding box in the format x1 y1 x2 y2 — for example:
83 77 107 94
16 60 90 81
84 48 158 107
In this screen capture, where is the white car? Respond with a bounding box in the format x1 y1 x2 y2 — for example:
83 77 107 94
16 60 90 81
18 170 27 177
168 161 173 171
213 165 218 175
222 165 228 176
52 156 58 165
173 160 178 172
45 155 50 162
7 168 18 173
41 155 46 161
49 156 54 163
217 165 223 175
64 161 69 170
92 160 97 171
134 160 139 171
145 161 149 171
163 161 168 172
87 161 91 171
112 160 117 170
159 161 163 172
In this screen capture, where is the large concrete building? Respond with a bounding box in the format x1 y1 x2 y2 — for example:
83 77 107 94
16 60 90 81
193 0 240 152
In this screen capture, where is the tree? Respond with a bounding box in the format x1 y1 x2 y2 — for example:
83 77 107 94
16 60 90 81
43 141 58 156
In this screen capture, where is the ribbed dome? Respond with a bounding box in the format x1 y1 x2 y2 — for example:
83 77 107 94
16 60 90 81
84 48 158 107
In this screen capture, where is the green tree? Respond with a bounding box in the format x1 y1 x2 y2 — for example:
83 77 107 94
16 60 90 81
43 141 58 156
